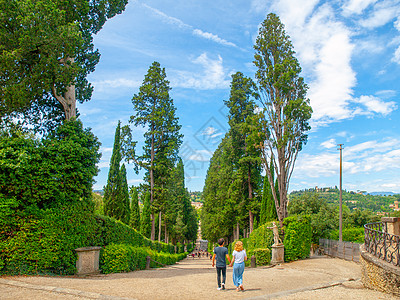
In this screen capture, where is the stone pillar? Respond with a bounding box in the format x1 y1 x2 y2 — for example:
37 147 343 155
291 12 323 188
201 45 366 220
381 217 400 236
251 255 256 268
270 244 284 265
75 246 102 275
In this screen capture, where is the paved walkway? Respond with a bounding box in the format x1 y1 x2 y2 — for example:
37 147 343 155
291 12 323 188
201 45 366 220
0 256 397 300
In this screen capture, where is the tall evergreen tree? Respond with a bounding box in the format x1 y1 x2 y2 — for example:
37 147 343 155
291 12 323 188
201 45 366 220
253 13 312 226
201 135 236 242
224 72 262 234
104 121 122 219
120 164 130 224
126 61 183 240
129 186 140 230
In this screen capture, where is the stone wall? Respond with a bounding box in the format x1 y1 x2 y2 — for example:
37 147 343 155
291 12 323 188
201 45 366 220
360 244 400 296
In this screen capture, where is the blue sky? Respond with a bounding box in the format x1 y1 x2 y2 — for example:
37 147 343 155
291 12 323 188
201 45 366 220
78 0 400 193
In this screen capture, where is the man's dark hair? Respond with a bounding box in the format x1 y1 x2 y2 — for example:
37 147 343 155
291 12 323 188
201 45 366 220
217 238 225 246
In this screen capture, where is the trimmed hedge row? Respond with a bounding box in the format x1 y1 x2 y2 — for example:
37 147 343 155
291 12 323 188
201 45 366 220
95 215 176 254
100 243 188 274
0 204 190 275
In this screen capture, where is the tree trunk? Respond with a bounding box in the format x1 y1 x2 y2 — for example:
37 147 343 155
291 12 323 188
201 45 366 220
236 222 240 240
150 124 155 240
248 166 254 233
51 57 76 120
158 210 162 242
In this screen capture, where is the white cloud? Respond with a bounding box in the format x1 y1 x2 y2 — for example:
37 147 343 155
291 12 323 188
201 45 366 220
375 89 397 99
294 138 400 179
264 1 399 126
341 0 378 16
171 53 231 90
143 4 237 48
92 78 141 92
188 150 213 162
358 2 400 29
395 16 400 30
192 29 237 47
355 95 397 116
321 138 337 149
142 4 190 30
392 46 400 64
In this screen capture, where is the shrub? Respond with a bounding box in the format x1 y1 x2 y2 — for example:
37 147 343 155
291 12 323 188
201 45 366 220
329 227 364 243
0 203 100 275
100 243 188 274
283 215 312 262
0 119 101 210
253 248 271 266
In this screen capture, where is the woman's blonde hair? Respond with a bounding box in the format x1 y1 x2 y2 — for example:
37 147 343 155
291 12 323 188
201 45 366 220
234 240 243 252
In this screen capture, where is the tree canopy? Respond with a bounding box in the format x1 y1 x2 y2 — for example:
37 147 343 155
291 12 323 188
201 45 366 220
0 0 128 132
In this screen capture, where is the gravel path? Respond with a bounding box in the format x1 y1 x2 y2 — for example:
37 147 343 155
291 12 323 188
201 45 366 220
0 256 397 300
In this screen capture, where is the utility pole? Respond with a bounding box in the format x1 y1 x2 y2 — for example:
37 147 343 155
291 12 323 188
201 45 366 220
338 144 344 243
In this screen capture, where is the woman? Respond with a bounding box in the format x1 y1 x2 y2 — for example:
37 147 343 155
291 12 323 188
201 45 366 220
229 240 247 291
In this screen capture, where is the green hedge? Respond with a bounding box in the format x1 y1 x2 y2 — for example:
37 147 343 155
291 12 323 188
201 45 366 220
0 205 187 275
95 215 175 254
100 243 188 274
0 204 100 275
283 215 312 262
329 227 364 243
253 248 271 266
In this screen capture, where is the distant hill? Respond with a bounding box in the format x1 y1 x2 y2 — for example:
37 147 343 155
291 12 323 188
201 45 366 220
368 192 397 196
93 190 104 196
190 191 203 202
289 187 399 212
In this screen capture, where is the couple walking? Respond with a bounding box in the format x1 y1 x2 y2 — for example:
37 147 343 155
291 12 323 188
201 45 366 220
211 238 247 292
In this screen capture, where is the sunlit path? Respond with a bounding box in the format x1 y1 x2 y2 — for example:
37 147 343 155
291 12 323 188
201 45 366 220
1 256 396 300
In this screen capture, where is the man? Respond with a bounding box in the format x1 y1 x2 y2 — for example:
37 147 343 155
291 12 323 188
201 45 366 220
212 238 231 290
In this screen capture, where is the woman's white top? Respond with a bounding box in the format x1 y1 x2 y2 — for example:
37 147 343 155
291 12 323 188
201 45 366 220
232 249 247 263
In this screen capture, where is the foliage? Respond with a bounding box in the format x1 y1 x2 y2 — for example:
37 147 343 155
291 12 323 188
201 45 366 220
119 164 130 224
0 119 100 209
201 72 263 241
283 215 312 262
0 0 129 130
253 248 271 266
329 227 364 243
104 121 129 224
129 186 140 230
125 61 183 240
92 192 104 215
201 135 236 242
0 203 100 275
260 161 277 225
100 243 187 274
288 191 380 243
140 192 152 238
290 187 398 212
253 13 312 225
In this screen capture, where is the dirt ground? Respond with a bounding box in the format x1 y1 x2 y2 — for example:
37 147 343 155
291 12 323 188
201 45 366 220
0 255 398 300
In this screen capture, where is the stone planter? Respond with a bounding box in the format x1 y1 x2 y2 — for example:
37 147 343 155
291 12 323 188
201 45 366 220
75 246 102 275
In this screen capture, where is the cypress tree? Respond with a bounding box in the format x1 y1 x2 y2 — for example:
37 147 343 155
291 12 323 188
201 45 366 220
120 164 130 224
104 121 122 219
129 186 140 230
